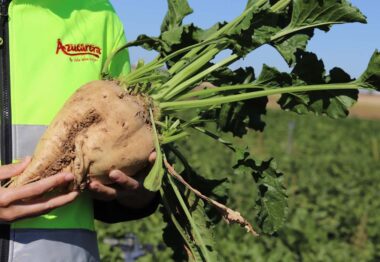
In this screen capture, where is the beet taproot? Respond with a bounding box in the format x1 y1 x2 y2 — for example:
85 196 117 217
9 80 155 189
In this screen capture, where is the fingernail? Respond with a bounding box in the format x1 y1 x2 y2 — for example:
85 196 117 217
70 191 79 197
109 171 120 180
64 173 74 181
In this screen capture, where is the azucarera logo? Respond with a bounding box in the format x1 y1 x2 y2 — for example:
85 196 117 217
55 39 102 61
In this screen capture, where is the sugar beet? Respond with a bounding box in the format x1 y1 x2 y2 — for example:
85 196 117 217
9 80 154 189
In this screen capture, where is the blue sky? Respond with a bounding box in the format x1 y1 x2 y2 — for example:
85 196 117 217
110 0 379 78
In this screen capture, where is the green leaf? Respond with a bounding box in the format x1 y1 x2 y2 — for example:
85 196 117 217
144 109 165 191
245 0 258 9
289 0 366 29
160 184 200 261
233 148 288 234
255 64 292 87
182 162 229 224
161 0 193 32
143 150 165 192
134 34 163 51
169 145 230 223
272 33 312 66
216 97 268 136
161 175 219 262
201 67 268 136
277 52 358 119
143 149 165 192
357 50 380 91
227 6 282 57
203 67 254 88
327 67 352 84
160 24 201 66
292 51 325 84
272 0 367 65
201 64 294 137
161 27 184 49
136 0 225 69
193 22 227 42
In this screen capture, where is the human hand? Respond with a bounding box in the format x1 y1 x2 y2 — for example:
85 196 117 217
89 152 157 209
0 157 79 222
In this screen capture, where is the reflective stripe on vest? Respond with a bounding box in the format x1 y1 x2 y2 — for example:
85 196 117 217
12 124 47 160
9 229 100 262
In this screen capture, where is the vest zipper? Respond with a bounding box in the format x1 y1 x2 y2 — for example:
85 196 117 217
0 0 11 166
0 0 11 261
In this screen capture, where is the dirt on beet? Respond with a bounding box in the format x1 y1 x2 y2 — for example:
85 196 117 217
8 80 155 189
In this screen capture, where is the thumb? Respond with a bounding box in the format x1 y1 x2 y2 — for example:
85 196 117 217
0 156 31 180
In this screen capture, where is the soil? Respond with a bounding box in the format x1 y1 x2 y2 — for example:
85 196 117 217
349 94 380 120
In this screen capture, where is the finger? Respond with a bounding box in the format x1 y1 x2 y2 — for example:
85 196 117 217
0 173 75 206
88 181 117 201
0 156 31 180
109 170 139 190
1 191 78 222
148 151 156 164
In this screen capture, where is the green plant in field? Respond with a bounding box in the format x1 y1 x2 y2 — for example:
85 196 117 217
97 112 380 262
103 0 380 261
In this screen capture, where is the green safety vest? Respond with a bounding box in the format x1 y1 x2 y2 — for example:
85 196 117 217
0 0 130 261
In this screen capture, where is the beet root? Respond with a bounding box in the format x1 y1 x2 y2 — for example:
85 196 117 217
9 80 155 189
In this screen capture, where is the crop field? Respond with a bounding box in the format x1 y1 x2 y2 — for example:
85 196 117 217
96 109 380 262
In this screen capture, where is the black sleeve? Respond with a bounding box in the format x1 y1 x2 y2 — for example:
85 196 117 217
93 193 160 223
